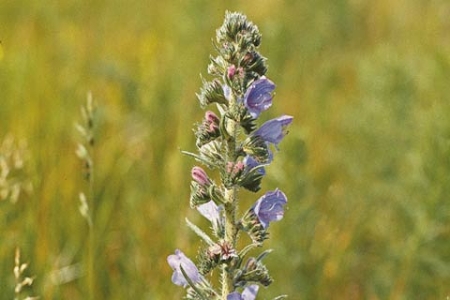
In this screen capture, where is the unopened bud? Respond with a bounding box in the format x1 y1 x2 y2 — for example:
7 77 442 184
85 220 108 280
197 79 228 107
205 111 220 124
227 64 236 79
196 111 221 147
191 166 211 186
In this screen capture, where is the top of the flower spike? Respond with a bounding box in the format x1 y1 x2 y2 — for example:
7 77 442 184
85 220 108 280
216 11 261 47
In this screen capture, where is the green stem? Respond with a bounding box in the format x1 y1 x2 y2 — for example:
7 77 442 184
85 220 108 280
224 189 237 245
221 93 239 299
221 189 237 298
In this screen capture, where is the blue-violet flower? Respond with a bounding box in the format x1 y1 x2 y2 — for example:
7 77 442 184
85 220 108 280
253 115 293 148
243 149 273 176
253 189 287 229
243 76 275 118
197 200 224 232
244 155 265 176
167 249 202 287
227 284 259 300
223 84 233 102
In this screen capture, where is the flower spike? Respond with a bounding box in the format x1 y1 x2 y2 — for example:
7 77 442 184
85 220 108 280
169 11 292 298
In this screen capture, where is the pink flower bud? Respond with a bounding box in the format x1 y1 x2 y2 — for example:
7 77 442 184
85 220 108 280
227 64 236 79
208 122 219 133
205 111 220 124
191 166 211 186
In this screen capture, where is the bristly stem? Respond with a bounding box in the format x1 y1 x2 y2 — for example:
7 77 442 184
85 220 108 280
221 188 237 298
221 93 239 299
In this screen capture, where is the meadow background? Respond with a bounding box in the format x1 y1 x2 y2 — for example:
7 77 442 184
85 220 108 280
1 0 449 299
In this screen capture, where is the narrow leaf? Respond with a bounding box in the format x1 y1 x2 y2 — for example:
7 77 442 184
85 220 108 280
185 218 215 246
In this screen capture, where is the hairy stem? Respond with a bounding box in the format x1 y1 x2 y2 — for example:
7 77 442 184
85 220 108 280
221 94 239 299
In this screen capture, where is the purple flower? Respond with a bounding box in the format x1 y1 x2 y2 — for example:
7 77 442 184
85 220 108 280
244 155 265 174
227 285 259 300
197 200 224 232
253 115 293 148
253 189 287 229
223 84 233 101
243 76 275 118
167 249 202 287
243 148 273 175
244 155 266 176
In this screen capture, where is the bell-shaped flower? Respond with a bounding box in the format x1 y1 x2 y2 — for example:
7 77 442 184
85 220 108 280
197 200 224 236
197 200 221 222
240 189 287 243
253 115 293 148
252 189 287 229
227 284 259 300
243 76 275 118
167 249 202 287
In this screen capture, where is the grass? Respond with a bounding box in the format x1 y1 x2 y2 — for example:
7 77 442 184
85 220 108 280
0 0 449 299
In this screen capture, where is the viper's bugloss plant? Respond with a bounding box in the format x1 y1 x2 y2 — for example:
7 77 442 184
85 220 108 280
168 12 292 299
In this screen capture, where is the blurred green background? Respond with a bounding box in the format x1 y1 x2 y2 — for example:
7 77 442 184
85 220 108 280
1 0 449 299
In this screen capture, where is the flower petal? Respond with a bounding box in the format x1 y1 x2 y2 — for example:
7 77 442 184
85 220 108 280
227 292 242 300
253 189 287 229
254 115 293 146
243 76 275 118
242 284 259 300
167 249 202 286
227 285 259 300
197 200 222 223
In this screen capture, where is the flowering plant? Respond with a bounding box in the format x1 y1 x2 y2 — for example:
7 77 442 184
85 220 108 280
168 11 292 299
